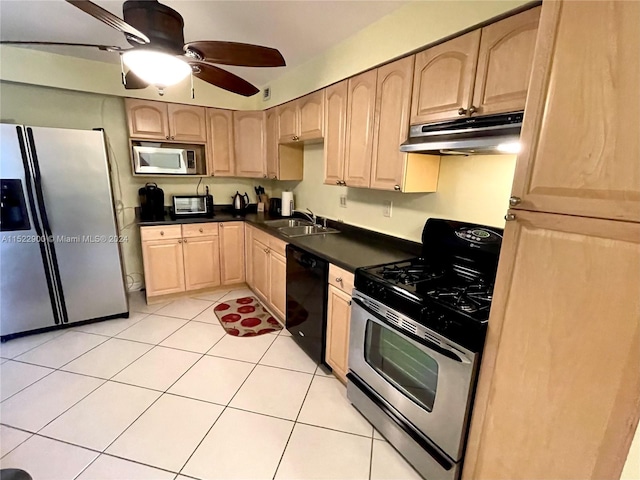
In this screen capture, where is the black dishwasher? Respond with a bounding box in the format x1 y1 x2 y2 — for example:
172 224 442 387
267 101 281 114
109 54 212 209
286 244 329 364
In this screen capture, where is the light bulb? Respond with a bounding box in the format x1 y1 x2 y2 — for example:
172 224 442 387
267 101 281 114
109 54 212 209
122 50 191 87
496 142 521 154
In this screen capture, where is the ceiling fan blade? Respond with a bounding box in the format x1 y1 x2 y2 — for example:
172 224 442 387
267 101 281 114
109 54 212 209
188 61 259 97
124 70 149 90
65 0 150 45
185 41 285 67
0 41 123 52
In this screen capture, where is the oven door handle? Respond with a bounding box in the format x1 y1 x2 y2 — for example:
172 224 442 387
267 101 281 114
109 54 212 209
351 297 470 364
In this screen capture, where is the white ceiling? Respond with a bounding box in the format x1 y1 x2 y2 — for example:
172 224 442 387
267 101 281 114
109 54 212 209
0 0 406 87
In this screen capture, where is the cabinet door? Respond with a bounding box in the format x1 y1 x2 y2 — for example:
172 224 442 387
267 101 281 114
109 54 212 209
168 104 207 142
265 108 279 179
141 239 185 297
298 90 324 141
370 56 414 191
233 111 266 178
472 7 541 116
206 108 235 177
344 69 377 188
464 211 640 480
125 99 169 140
219 222 245 285
410 30 481 124
245 225 254 288
268 251 287 320
252 238 270 301
277 101 299 143
324 81 348 186
325 285 352 384
182 236 221 291
511 1 640 222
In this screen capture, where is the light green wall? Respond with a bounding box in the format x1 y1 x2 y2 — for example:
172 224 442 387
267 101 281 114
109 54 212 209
257 0 530 108
0 46 254 110
274 145 516 241
0 81 269 290
622 424 640 480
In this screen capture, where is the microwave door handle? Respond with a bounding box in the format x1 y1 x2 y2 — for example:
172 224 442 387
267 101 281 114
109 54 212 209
351 297 470 364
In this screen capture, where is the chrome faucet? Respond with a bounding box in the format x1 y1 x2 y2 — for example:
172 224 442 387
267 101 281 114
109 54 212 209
294 208 316 224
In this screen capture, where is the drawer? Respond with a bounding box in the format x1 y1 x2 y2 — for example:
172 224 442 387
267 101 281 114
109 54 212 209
140 225 182 241
269 236 288 256
252 227 273 247
328 263 354 295
182 223 219 238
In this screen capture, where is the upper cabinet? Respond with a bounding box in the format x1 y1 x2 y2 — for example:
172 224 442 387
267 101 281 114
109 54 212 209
265 108 279 179
125 99 170 140
125 99 206 142
276 90 325 144
206 108 235 177
510 1 639 222
324 80 348 186
411 31 481 124
344 69 378 188
233 110 266 178
266 107 303 181
472 7 541 116
411 7 540 124
167 104 207 142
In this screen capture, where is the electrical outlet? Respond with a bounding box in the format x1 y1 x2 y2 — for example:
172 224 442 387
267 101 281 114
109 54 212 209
383 201 392 217
339 195 347 208
263 86 271 101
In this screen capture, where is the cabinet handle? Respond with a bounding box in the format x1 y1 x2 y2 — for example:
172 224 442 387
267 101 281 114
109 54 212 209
340 180 346 186
394 185 401 191
458 108 467 116
509 196 522 207
335 180 341 185
171 136 175 140
199 228 203 233
336 277 342 283
272 175 278 179
293 135 299 141
469 106 478 115
263 174 267 178
264 247 270 253
184 238 188 243
504 213 516 221
165 136 170 140
160 231 165 236
178 239 182 243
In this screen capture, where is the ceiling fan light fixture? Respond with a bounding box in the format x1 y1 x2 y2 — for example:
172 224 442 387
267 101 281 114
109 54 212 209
122 49 191 87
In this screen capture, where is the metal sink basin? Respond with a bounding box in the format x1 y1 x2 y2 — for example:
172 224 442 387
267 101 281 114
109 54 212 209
263 219 313 228
278 225 340 237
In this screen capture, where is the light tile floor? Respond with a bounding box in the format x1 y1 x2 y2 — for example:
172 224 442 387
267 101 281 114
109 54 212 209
0 289 423 480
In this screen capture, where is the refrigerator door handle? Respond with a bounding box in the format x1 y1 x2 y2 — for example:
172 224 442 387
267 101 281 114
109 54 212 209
25 127 69 323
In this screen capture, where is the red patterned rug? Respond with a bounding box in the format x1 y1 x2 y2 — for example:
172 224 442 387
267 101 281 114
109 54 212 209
213 296 283 337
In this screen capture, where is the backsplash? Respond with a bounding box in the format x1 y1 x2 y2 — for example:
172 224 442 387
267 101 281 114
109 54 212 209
273 144 517 242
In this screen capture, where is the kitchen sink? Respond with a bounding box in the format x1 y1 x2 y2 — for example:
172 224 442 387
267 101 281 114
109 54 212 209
263 219 314 228
278 225 340 237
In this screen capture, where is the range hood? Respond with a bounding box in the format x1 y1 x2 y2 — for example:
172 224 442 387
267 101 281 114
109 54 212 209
400 111 523 155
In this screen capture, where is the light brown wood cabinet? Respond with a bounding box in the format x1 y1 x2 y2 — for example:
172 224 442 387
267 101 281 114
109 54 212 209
268 251 287 319
125 99 206 142
277 90 325 144
344 69 377 188
510 1 639 223
219 222 245 285
141 238 186 297
325 263 355 384
464 3 640 479
251 237 270 301
206 108 235 177
411 7 540 124
265 107 304 181
182 236 220 291
248 228 288 322
233 110 266 178
323 80 348 186
245 224 254 288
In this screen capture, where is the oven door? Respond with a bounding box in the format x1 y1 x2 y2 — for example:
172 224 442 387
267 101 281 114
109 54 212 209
349 294 478 461
134 146 188 174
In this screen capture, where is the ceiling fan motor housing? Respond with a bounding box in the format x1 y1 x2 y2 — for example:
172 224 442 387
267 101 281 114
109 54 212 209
123 0 184 54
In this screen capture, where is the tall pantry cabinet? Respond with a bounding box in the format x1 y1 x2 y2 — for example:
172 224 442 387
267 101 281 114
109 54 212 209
463 2 640 480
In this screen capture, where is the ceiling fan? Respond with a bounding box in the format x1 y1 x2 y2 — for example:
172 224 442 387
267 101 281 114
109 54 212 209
1 0 286 97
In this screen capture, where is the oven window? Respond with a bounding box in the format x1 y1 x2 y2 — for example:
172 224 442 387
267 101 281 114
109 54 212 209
365 321 438 412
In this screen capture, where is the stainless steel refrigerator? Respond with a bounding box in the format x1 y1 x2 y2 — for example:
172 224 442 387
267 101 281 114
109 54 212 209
1 124 128 339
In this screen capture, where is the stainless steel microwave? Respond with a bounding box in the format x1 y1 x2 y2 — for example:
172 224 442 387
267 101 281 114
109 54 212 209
133 145 198 175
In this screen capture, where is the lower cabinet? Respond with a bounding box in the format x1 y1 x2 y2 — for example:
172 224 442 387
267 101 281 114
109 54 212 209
325 264 355 383
247 226 288 322
219 222 245 285
141 222 244 301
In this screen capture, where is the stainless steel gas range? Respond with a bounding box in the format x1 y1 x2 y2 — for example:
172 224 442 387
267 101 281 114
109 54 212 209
347 218 503 480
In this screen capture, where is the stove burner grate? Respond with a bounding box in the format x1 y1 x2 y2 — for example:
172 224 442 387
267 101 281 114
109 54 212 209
426 283 493 313
380 264 444 286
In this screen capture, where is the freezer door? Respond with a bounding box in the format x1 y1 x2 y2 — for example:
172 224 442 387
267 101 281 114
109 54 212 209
26 127 128 323
0 124 59 336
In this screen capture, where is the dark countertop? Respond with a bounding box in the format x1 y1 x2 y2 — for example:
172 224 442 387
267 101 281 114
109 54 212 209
137 208 419 273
